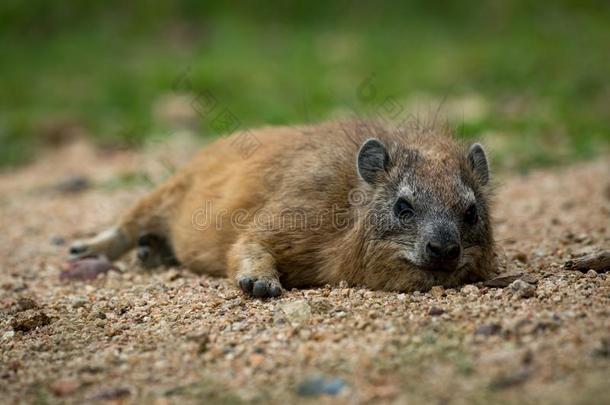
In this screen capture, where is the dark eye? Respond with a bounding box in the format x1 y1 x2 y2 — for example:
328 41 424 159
394 198 415 219
464 204 478 225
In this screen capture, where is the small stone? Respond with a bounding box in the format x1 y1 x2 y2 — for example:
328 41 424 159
91 387 131 401
461 285 479 295
50 235 66 246
165 269 182 282
310 298 333 314
586 269 598 278
11 310 52 332
475 323 502 337
60 258 117 281
509 279 536 299
430 286 444 298
297 376 347 396
54 175 91 194
248 353 265 367
489 369 531 390
2 331 15 340
428 307 445 316
16 297 39 312
50 379 79 397
570 246 598 258
573 233 588 243
69 296 89 308
280 300 312 324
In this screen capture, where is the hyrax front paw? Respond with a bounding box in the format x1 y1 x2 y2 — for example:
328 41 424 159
238 276 282 298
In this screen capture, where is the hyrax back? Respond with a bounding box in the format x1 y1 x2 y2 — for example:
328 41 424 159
70 120 496 297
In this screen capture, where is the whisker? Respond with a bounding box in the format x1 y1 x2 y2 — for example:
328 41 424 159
368 237 413 248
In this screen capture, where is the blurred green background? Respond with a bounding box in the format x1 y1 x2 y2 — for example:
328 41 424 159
1 1 609 171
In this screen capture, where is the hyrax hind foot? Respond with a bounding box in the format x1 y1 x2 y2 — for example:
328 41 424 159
69 228 130 261
136 233 180 269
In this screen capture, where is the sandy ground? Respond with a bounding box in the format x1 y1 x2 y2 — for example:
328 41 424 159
0 139 609 404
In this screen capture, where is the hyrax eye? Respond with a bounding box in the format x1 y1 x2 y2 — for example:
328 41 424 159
464 204 478 225
394 198 415 219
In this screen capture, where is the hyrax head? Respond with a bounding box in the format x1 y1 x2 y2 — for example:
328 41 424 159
356 135 493 278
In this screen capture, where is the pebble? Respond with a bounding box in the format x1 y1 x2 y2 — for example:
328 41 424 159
310 298 333 313
90 387 131 401
280 300 312 324
69 296 89 308
2 331 15 340
461 284 479 295
54 175 91 194
586 270 597 278
11 310 51 332
50 379 79 397
297 376 347 396
428 307 445 316
16 297 39 312
248 353 265 367
430 286 444 298
475 323 502 337
50 235 66 246
509 279 536 299
60 258 117 281
489 369 531 390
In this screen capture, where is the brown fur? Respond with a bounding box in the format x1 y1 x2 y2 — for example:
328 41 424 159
70 119 497 295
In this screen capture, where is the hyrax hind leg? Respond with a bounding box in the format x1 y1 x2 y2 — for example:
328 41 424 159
136 233 180 269
69 177 187 261
228 236 282 298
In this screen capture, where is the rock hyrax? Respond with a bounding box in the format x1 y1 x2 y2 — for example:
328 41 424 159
70 120 496 297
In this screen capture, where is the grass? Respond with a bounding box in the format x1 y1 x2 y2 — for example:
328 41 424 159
1 2 609 171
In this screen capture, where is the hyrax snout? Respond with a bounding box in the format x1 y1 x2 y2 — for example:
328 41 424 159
70 120 496 298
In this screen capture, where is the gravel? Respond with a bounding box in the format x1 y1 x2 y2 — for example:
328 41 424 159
10 310 52 332
509 279 537 299
0 141 609 404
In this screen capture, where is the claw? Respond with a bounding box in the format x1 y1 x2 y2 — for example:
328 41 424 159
238 277 255 293
137 246 151 262
69 244 88 256
238 277 282 298
252 280 269 298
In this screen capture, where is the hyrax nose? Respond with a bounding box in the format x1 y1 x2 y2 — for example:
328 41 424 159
426 241 461 261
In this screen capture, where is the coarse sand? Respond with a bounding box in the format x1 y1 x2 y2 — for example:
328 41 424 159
1 140 609 404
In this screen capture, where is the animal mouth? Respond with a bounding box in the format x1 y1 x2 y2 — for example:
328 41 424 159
414 256 460 273
400 257 454 274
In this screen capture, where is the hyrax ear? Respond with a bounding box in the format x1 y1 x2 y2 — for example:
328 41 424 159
357 138 389 185
467 143 490 186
